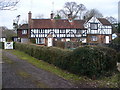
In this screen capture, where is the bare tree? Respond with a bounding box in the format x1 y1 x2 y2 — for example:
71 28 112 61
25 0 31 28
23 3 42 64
59 2 86 20
35 14 44 19
106 16 117 24
83 9 103 20
0 0 20 10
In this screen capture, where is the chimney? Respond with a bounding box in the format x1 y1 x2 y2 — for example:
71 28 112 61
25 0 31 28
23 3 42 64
28 11 32 38
28 11 32 28
68 14 73 22
50 12 54 19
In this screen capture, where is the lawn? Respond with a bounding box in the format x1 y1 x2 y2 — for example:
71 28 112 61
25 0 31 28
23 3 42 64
9 50 120 88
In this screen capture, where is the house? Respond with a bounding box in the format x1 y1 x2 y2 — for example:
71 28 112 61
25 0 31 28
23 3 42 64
17 11 112 46
84 17 112 44
0 37 6 42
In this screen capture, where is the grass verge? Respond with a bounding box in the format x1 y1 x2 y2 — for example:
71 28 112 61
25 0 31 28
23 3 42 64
9 50 119 88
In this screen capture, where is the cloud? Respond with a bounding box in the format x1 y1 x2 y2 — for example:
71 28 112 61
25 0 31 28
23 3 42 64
0 0 119 29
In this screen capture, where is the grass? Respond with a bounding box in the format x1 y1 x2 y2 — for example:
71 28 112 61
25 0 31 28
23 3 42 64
17 70 31 78
2 54 14 64
10 50 86 82
9 50 119 88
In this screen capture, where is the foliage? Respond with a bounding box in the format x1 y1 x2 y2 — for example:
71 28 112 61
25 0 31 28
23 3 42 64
0 42 4 49
11 49 119 88
15 43 117 78
109 37 120 52
30 38 36 44
118 23 120 33
117 52 120 62
68 46 117 78
54 41 65 49
1 27 17 41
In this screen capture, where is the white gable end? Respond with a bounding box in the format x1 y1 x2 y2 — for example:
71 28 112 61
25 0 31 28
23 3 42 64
84 17 112 35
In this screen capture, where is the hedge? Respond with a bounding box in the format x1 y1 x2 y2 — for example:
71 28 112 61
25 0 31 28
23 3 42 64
0 42 4 49
68 46 117 78
117 52 120 63
109 37 120 52
15 43 117 78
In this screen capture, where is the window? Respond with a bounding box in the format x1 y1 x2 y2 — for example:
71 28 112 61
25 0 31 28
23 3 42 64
76 30 82 34
60 29 65 33
91 36 98 41
36 38 45 44
90 23 98 30
22 30 27 34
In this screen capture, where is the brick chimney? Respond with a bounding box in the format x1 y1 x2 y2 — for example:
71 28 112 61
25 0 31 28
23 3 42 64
50 12 54 19
28 11 32 38
28 11 32 28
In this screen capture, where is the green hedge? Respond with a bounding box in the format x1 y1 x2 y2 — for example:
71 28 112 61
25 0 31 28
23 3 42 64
117 52 120 63
68 46 117 78
15 43 117 78
0 42 4 49
109 37 120 52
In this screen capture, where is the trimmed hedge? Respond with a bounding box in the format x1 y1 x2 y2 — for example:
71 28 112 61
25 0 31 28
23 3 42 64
109 37 120 52
68 46 117 78
15 43 117 78
117 52 120 63
0 42 4 49
15 43 71 70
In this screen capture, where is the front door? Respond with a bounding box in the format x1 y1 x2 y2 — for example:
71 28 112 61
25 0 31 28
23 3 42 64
48 38 53 47
105 36 109 44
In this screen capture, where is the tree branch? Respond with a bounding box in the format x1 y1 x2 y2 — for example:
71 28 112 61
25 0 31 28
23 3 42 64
0 0 20 10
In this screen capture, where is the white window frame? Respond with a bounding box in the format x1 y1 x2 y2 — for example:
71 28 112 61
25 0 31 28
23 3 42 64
22 30 27 34
91 36 98 41
36 38 45 44
90 23 98 30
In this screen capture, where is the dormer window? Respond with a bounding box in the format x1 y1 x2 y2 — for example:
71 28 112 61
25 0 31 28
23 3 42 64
90 23 98 30
22 30 27 34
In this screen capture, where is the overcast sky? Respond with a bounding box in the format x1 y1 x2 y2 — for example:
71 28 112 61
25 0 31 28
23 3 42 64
0 0 119 29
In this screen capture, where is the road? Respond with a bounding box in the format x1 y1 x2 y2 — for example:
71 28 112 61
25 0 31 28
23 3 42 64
2 50 76 88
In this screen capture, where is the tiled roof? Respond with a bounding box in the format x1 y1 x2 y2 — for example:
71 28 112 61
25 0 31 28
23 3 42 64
97 18 112 25
19 24 28 29
30 19 86 29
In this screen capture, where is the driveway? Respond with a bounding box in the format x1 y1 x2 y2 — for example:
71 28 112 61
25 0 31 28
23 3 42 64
2 50 76 88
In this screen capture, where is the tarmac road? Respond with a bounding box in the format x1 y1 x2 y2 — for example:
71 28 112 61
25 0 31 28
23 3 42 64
2 50 76 88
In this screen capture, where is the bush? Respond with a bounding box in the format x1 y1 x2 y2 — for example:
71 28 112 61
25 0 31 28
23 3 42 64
109 37 120 52
15 42 71 70
68 46 117 78
0 42 4 49
15 43 117 78
117 52 120 63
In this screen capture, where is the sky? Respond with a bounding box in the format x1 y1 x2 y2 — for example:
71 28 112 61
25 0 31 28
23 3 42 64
0 0 119 29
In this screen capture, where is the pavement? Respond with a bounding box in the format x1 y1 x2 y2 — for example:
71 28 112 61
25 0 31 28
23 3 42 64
2 50 76 88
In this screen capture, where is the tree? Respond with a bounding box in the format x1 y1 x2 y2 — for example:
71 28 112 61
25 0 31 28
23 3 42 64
0 0 20 10
54 14 61 19
0 26 17 41
118 23 120 34
35 14 44 19
83 9 103 20
106 16 117 24
59 2 86 19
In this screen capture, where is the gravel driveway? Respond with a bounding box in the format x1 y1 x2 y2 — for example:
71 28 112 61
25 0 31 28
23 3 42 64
2 50 76 88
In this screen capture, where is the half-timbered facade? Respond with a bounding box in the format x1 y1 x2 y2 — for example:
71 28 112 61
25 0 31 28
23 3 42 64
17 12 112 46
84 17 112 44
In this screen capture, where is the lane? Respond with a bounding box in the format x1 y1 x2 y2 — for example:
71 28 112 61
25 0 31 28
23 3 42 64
2 50 75 88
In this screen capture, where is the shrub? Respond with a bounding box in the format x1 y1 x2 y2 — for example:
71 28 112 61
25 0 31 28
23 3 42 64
0 42 4 49
117 52 120 63
68 46 117 78
15 43 117 78
109 37 120 52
